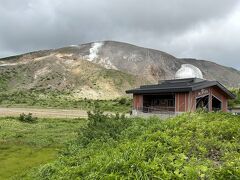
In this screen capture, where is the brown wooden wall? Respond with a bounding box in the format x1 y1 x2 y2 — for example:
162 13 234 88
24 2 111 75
181 86 228 112
188 88 211 112
132 86 229 112
210 86 228 112
133 94 143 109
175 92 189 112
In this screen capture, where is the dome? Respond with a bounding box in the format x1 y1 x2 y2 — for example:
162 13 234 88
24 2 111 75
175 64 203 79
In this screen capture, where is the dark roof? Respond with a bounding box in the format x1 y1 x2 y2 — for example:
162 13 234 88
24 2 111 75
126 78 236 99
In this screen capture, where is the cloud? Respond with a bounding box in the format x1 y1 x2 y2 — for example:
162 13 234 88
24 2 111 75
159 3 240 69
0 0 239 69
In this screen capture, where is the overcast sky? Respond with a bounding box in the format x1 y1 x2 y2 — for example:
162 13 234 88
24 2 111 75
0 0 239 69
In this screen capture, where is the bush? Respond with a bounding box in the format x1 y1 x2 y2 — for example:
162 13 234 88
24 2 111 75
118 97 127 105
229 88 240 108
118 97 131 106
18 113 38 123
78 106 130 146
28 112 240 179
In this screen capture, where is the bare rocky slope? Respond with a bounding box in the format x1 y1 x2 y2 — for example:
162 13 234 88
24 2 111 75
0 41 239 99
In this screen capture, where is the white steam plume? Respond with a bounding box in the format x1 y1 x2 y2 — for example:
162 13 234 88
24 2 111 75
88 42 104 61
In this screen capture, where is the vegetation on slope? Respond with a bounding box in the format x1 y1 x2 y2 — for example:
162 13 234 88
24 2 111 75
25 111 240 179
0 91 132 113
0 57 147 100
229 88 240 108
0 117 85 179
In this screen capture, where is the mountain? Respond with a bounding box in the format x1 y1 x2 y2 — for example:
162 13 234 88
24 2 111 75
71 41 240 86
0 41 239 99
0 53 145 100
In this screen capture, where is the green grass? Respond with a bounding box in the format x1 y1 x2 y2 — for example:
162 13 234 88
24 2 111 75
0 145 56 179
0 75 9 91
25 111 240 179
0 91 132 113
0 117 85 179
2 111 239 179
99 69 139 88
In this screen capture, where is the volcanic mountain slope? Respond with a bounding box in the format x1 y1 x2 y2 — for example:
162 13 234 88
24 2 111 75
0 54 146 99
50 41 240 86
0 41 239 99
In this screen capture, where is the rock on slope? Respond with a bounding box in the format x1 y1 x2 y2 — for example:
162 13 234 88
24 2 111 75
0 41 239 99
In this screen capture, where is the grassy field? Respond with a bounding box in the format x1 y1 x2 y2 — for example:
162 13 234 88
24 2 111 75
0 117 85 179
0 91 132 113
1 111 240 179
25 111 240 179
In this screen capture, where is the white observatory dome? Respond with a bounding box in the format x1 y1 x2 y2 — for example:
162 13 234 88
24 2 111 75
175 64 203 79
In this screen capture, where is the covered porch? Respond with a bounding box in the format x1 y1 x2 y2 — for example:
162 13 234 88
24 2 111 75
196 94 222 112
133 94 176 114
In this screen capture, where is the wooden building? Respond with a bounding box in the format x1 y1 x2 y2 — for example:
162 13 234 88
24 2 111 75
126 78 235 115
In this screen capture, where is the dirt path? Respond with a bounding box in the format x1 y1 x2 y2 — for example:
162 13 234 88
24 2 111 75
0 107 88 118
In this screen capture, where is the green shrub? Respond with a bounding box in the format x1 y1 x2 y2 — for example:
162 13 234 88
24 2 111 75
27 112 240 179
78 106 130 146
118 97 127 105
229 88 240 108
18 113 38 123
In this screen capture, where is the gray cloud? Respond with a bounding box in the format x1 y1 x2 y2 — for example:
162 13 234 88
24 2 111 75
0 0 239 69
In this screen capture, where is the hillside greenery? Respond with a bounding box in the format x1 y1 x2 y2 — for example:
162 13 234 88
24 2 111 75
0 90 132 113
229 88 240 108
23 111 240 179
0 116 85 179
0 57 145 103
